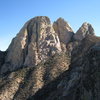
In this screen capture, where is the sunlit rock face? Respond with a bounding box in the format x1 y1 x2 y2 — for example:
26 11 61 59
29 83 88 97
30 35 100 100
53 18 74 51
74 22 95 41
0 16 62 74
0 16 100 100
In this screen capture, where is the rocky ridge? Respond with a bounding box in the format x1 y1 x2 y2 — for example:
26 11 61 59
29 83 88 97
31 35 100 100
0 16 100 100
53 18 74 51
74 22 95 41
0 16 62 74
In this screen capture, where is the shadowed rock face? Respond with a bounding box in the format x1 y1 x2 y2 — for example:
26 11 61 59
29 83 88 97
0 16 100 100
0 51 6 68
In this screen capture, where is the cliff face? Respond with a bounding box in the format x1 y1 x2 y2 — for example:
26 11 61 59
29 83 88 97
73 22 95 41
0 16 62 74
30 35 100 100
0 16 100 100
0 51 6 68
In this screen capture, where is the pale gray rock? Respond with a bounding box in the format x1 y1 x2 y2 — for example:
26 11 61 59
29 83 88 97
0 16 61 74
74 22 95 41
53 18 74 44
53 18 74 51
0 17 100 100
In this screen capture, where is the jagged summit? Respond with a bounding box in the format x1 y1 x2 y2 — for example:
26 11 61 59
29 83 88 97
80 22 95 35
0 16 100 100
74 22 95 41
28 16 51 24
55 17 73 32
0 16 97 75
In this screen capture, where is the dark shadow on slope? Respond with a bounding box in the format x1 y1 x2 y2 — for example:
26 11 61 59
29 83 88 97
27 68 71 100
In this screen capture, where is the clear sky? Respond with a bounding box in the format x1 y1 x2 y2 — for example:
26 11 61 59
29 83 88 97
0 0 100 51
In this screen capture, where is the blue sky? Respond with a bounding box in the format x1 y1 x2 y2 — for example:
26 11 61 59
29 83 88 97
0 0 100 51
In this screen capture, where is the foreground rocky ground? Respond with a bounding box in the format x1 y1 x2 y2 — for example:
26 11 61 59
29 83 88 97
0 16 100 100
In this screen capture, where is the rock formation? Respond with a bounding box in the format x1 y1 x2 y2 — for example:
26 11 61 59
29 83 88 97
0 16 100 100
74 22 95 41
53 18 74 51
0 16 61 74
